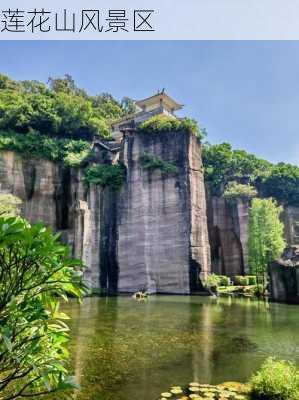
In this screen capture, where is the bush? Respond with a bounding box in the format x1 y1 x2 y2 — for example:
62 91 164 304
224 181 257 201
205 274 220 289
218 275 230 287
137 115 205 139
0 216 85 399
0 130 92 167
139 152 178 175
83 163 126 190
253 284 265 298
234 276 249 286
250 357 299 400
0 194 22 216
247 275 257 285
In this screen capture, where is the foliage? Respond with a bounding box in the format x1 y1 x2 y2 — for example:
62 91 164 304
234 276 249 286
121 97 137 115
203 143 272 195
248 198 286 280
0 216 86 400
247 275 257 285
250 357 299 400
139 152 178 175
0 130 92 167
252 284 265 298
205 274 220 289
203 142 299 206
260 163 299 207
83 163 126 190
0 74 127 141
137 115 205 139
0 194 22 216
224 181 257 201
217 275 231 287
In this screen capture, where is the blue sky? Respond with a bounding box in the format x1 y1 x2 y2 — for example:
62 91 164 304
0 41 298 164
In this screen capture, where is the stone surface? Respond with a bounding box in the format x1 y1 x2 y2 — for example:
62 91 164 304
269 246 299 304
0 130 211 294
207 194 249 277
117 131 211 293
282 206 299 246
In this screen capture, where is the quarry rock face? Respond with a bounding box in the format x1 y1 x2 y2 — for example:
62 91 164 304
0 131 211 294
2 141 299 295
269 246 299 304
283 206 299 246
117 131 210 293
207 194 249 277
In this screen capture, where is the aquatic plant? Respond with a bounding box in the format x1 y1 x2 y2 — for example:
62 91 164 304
158 381 250 400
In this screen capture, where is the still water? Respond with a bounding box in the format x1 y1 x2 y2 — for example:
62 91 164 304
63 296 299 400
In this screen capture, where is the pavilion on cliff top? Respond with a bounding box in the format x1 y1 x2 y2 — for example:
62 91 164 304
111 90 183 141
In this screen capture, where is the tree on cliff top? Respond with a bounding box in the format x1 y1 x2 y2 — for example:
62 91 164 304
248 198 285 286
0 74 130 140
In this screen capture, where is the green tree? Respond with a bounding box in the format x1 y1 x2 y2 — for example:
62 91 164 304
0 217 85 400
260 162 299 207
0 74 125 140
248 198 285 287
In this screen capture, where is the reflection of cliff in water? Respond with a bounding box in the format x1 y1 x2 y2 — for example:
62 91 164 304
61 296 299 400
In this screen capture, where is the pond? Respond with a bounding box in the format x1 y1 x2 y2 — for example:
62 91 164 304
63 296 299 400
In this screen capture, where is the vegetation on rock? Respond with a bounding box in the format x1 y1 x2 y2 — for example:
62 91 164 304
137 115 205 139
203 142 299 206
0 74 128 140
224 182 257 201
0 74 135 168
0 216 85 400
248 198 286 285
139 152 178 175
83 163 126 190
0 130 92 167
0 193 22 216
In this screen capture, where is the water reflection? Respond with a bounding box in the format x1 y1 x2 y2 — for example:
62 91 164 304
62 296 299 400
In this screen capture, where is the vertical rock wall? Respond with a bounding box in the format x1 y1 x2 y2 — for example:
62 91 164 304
283 206 299 246
117 131 211 293
0 131 211 294
206 194 249 277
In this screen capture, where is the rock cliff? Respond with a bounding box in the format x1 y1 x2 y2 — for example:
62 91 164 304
269 246 299 304
1 134 298 292
0 130 211 294
207 194 249 277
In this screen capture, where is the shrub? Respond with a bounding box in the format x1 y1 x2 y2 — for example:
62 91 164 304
218 275 230 287
250 357 299 400
137 115 205 139
83 163 126 190
247 275 257 285
0 216 85 399
224 181 257 201
0 194 22 216
234 276 249 286
205 274 220 289
0 130 92 167
253 284 265 298
139 152 178 175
